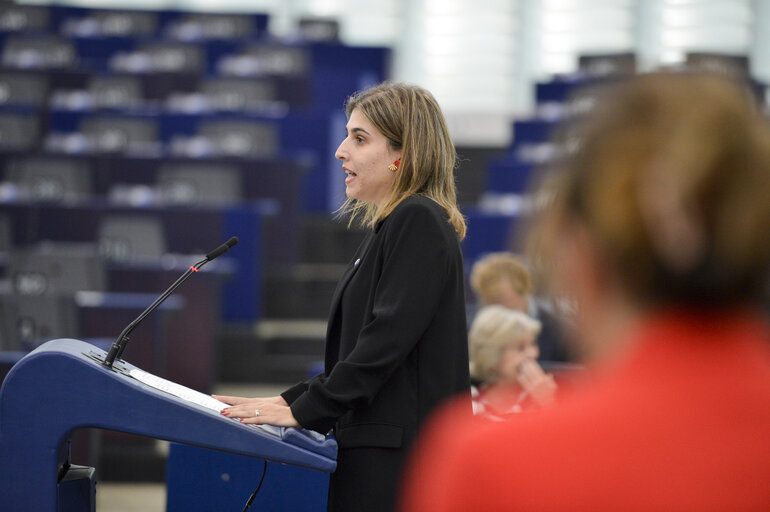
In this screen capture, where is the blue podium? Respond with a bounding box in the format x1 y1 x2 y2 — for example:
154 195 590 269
0 339 337 511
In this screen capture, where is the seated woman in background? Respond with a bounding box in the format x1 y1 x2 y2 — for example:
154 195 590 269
469 305 556 418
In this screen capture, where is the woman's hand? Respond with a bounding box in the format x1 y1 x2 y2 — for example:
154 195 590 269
517 360 557 407
213 394 299 428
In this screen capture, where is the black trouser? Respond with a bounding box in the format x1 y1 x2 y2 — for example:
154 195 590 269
328 446 407 512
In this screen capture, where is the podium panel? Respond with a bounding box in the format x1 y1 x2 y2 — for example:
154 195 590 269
166 443 329 512
0 339 337 511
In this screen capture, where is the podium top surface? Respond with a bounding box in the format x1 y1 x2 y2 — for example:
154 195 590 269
0 338 337 471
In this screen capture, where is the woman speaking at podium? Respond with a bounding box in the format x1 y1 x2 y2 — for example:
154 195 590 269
216 81 471 512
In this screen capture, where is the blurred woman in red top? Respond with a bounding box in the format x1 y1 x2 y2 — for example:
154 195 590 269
400 71 770 511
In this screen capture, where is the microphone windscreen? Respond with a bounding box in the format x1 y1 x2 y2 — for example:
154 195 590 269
206 237 239 261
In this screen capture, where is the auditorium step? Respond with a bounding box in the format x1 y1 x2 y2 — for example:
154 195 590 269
217 320 325 384
299 214 367 265
97 436 167 482
219 214 366 382
262 263 343 319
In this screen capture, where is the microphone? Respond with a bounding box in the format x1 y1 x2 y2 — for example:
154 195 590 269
206 236 239 261
100 236 239 370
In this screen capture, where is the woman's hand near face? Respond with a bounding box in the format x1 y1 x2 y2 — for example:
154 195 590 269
517 360 557 407
213 394 299 428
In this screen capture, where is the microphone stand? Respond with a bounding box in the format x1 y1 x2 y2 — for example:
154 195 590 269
100 236 238 370
101 258 206 369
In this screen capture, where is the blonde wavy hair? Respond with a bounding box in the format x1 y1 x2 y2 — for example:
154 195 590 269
338 82 466 239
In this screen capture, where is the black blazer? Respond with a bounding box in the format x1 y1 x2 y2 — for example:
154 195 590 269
282 195 470 450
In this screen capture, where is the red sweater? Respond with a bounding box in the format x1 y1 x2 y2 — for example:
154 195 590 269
400 310 770 511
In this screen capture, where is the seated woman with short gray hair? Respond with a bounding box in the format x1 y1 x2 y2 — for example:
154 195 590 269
469 305 557 418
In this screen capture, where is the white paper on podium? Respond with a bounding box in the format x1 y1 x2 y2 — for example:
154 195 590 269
128 367 282 437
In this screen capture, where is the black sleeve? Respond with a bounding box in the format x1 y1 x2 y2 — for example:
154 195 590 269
281 375 319 405
289 202 453 433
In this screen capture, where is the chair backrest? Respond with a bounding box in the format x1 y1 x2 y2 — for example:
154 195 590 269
137 42 205 72
199 77 276 111
0 4 51 33
577 52 637 77
0 113 39 151
198 120 278 158
0 294 16 350
1 35 76 69
9 244 106 296
686 52 750 77
157 163 242 206
0 215 10 254
88 75 144 109
80 116 158 153
241 44 309 76
5 156 92 202
297 18 340 42
87 9 157 37
0 293 79 351
164 13 255 41
0 71 49 107
97 215 167 263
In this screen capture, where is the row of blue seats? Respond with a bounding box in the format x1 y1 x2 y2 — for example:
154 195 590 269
0 200 248 391
0 106 350 211
0 150 305 258
472 58 769 266
0 7 385 369
1 51 390 212
2 36 388 98
487 67 768 194
0 6 377 400
0 67 313 110
1 5 391 213
0 199 267 322
1 4 269 42
0 4 388 108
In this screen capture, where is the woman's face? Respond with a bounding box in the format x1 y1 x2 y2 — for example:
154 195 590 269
335 108 401 209
495 333 540 382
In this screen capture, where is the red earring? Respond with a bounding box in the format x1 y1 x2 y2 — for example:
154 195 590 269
388 160 400 172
